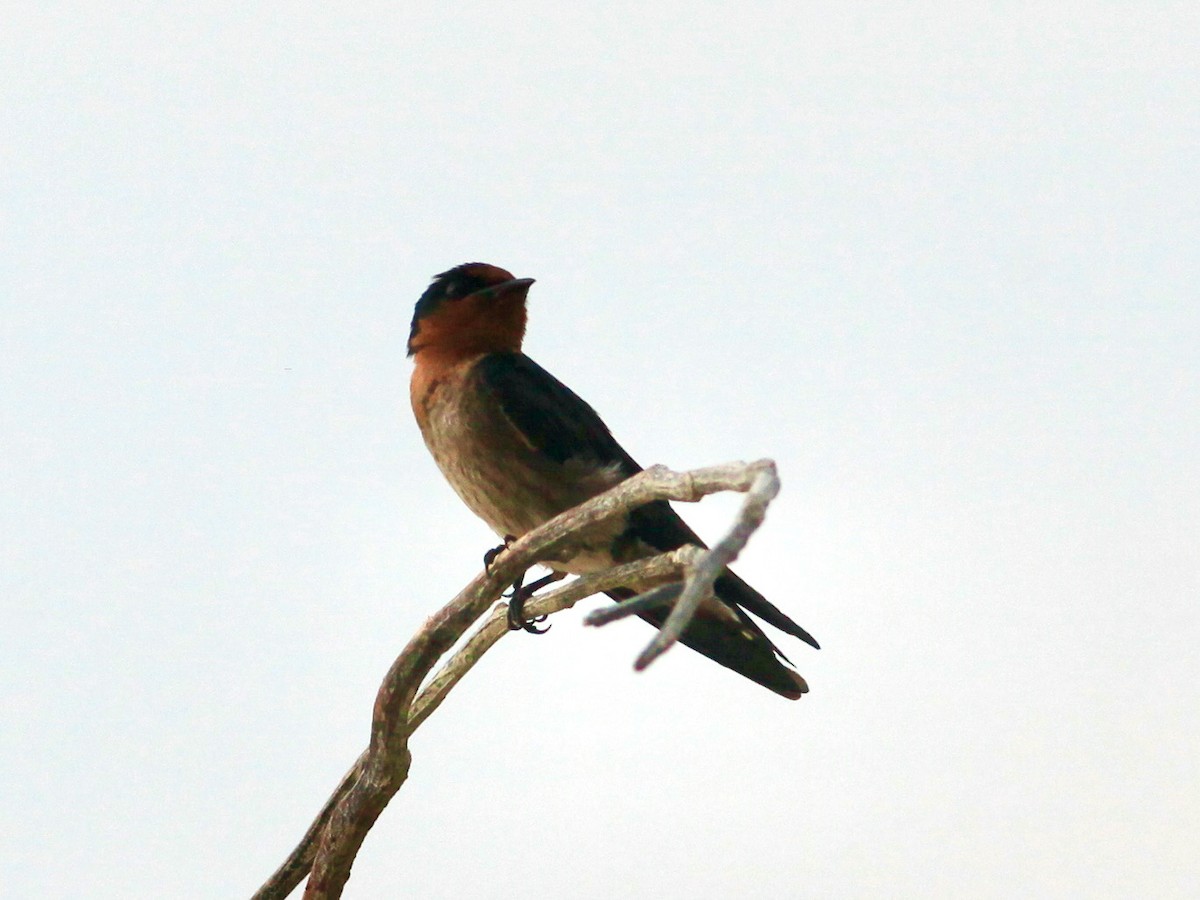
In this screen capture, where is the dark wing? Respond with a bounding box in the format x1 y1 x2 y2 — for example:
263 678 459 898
606 585 809 698
476 352 818 697
474 352 642 473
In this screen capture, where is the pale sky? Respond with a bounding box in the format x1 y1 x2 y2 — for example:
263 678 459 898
3 4 1197 898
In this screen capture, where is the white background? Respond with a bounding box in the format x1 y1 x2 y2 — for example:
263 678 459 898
3 3 1197 897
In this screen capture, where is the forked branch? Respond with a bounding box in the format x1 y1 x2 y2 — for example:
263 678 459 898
252 459 780 900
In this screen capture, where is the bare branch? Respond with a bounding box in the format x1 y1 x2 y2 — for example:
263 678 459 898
409 546 701 730
582 583 684 626
252 460 777 900
632 461 780 669
251 753 366 900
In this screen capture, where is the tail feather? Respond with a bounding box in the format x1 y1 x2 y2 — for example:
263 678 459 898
613 500 818 697
605 588 809 700
716 571 821 650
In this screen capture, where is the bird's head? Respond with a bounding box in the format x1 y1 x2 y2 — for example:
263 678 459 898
407 263 535 358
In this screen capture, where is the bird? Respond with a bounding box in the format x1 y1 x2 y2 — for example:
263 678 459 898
407 262 818 699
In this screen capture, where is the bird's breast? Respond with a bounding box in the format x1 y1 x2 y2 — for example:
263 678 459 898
412 357 626 570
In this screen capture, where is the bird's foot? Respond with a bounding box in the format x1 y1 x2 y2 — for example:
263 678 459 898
483 535 517 573
506 571 567 634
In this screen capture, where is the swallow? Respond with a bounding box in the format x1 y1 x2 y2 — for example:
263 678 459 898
408 263 819 699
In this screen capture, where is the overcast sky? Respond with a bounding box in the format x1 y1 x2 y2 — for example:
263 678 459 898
3 3 1197 898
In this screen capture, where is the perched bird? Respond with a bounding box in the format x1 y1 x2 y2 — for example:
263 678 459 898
408 262 818 699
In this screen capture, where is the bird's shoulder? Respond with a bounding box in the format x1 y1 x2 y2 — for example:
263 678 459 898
472 352 641 473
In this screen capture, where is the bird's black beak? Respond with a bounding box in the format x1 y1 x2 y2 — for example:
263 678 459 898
483 277 535 298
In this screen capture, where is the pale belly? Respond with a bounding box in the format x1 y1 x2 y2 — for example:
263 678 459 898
417 368 629 573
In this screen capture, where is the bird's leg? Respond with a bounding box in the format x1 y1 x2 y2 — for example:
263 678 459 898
482 535 565 633
483 534 517 573
507 570 567 634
